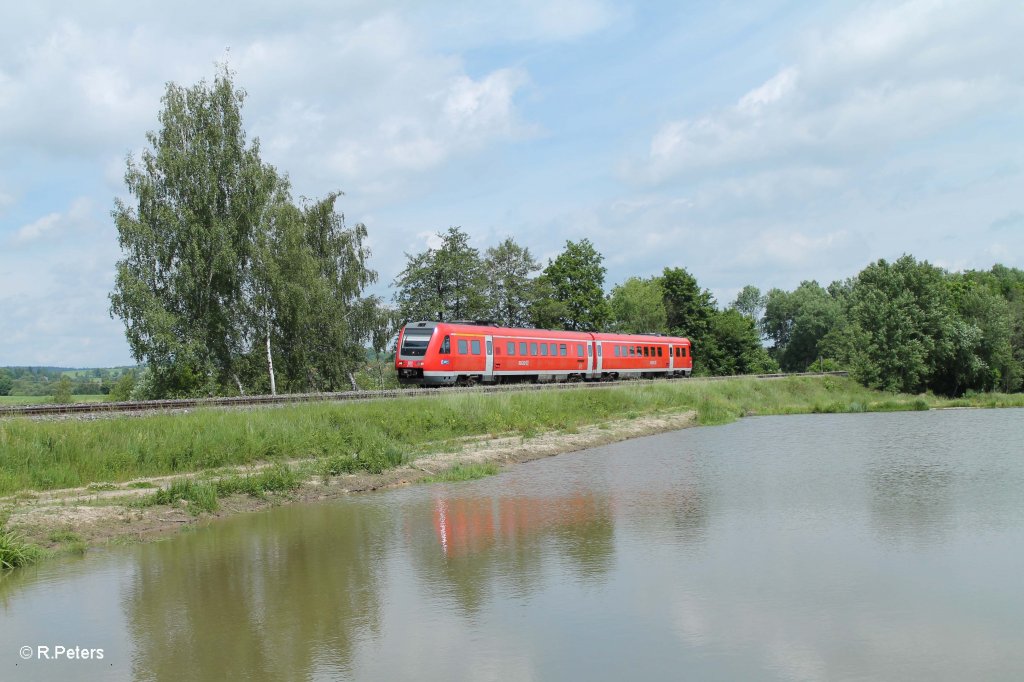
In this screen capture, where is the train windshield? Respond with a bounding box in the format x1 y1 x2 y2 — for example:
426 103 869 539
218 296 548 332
400 329 433 357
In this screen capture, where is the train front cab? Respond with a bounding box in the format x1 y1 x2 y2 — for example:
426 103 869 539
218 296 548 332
396 322 457 386
396 321 494 386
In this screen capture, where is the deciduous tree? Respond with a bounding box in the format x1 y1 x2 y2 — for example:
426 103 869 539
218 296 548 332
110 66 281 397
608 277 667 334
535 239 610 331
392 226 488 323
484 238 540 327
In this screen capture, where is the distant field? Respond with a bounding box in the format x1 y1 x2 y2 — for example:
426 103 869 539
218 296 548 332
0 395 107 405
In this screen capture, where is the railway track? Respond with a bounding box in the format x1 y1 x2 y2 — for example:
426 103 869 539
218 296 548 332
0 371 849 419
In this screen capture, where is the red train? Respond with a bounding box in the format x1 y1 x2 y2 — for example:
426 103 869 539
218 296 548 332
395 320 692 386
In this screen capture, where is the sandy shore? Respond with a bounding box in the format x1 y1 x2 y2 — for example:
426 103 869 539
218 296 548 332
4 410 697 549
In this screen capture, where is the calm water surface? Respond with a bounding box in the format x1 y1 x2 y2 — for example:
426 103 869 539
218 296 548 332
2 409 1023 681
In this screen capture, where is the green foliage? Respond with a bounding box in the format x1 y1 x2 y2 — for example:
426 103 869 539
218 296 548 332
110 67 377 398
0 369 12 396
609 277 667 334
0 527 44 570
660 266 715 340
762 281 841 371
111 65 281 398
731 285 765 322
252 194 378 393
393 226 488 323
535 239 610 331
701 309 778 375
108 372 136 402
842 256 952 393
52 376 74 404
484 238 541 327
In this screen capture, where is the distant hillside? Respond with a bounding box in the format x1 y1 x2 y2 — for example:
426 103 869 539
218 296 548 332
0 366 139 397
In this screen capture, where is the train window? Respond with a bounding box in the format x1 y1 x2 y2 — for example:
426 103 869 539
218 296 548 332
674 348 680 358
441 336 450 354
588 345 593 357
530 342 538 356
550 343 557 355
486 340 492 355
643 347 649 357
400 330 432 357
471 339 481 355
614 346 619 357
457 339 468 354
520 342 528 355
628 347 634 357
682 347 688 357
507 342 516 355
560 344 568 357
576 344 584 357
540 344 548 356
657 347 663 357
597 344 602 357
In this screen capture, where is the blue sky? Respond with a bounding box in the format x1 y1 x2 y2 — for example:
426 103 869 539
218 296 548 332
1 0 1021 366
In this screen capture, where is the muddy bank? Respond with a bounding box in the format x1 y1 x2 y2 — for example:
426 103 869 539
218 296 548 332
3 411 696 550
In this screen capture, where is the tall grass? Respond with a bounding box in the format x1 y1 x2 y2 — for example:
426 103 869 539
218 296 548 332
1 377 1022 496
421 462 500 483
136 464 305 515
0 527 44 569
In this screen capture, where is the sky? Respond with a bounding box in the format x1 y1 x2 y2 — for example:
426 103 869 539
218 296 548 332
1 0 1021 367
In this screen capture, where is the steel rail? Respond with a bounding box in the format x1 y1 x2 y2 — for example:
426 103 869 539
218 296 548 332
0 371 849 419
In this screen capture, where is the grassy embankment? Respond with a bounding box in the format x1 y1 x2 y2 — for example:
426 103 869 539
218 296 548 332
1 376 1023 548
0 395 107 405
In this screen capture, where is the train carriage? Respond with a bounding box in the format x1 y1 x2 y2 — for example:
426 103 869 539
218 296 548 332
396 321 691 386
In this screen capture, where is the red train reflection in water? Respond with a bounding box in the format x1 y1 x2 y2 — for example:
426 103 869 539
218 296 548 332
433 494 609 558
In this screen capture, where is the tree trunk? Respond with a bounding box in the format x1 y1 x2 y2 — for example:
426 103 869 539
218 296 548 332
348 371 358 391
266 321 276 396
233 373 245 396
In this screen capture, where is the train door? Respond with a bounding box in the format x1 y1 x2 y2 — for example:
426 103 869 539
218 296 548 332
595 341 603 376
668 344 674 373
484 335 494 381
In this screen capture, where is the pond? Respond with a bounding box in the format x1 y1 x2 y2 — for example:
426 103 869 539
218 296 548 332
3 408 1023 680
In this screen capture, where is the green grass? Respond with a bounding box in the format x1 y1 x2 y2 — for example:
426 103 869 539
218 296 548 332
47 529 87 555
421 462 500 483
0 527 45 569
135 464 305 515
1 376 1022 497
0 395 107 405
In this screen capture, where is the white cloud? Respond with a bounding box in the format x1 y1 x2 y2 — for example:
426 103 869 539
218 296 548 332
9 198 94 246
237 15 534 197
639 0 1024 183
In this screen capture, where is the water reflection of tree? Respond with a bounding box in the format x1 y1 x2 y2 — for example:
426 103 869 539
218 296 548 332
124 503 391 681
407 492 615 613
869 463 955 546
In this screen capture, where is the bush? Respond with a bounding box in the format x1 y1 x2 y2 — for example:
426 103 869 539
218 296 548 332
52 377 74 404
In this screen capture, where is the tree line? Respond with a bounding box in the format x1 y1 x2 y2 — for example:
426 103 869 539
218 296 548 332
755 258 1023 395
110 69 1022 399
392 226 776 377
0 367 130 398
392 229 1024 396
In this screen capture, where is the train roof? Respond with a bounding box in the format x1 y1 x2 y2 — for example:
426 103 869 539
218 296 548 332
402 321 689 344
